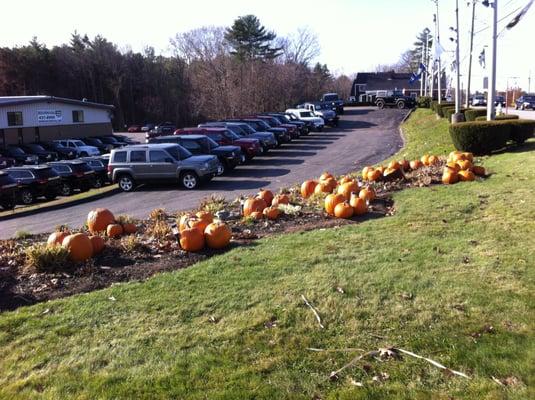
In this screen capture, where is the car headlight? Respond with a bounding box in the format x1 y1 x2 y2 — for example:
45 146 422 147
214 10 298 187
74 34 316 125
203 162 210 168
231 152 235 157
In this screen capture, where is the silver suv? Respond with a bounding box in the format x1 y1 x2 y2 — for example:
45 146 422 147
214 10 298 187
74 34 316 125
108 144 221 191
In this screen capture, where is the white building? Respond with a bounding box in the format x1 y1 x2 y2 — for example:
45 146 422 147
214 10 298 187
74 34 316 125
0 96 114 147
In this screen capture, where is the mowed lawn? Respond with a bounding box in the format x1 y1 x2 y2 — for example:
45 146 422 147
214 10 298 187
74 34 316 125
1 109 534 399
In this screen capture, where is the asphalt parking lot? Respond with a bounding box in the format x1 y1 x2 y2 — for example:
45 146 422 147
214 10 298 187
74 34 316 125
0 107 407 238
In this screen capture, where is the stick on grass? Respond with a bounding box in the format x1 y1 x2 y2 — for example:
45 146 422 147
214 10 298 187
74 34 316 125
301 295 324 329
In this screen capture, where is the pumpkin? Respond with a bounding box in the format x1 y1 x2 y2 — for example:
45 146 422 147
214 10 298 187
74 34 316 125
442 168 459 184
334 201 354 219
376 166 386 174
323 178 337 192
388 160 401 170
462 152 474 162
315 181 333 195
337 181 359 200
428 155 439 165
456 159 473 171
179 213 194 231
458 169 475 182
339 175 354 185
410 160 423 170
325 193 346 216
272 194 290 207
204 222 232 249
400 159 410 170
448 150 463 161
383 167 402 180
301 180 318 198
107 223 124 238
367 169 382 182
122 223 137 234
89 235 105 254
62 233 93 262
472 165 485 176
186 217 209 234
446 161 460 172
359 187 376 202
47 231 70 247
349 193 367 215
243 197 267 216
263 206 280 220
362 166 371 180
196 210 214 224
320 172 334 181
257 189 274 206
421 154 430 165
180 227 205 252
87 208 115 233
250 211 264 220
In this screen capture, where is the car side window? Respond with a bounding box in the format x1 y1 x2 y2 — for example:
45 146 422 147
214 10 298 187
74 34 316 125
8 171 22 179
182 141 200 151
211 134 223 141
113 151 127 163
130 151 146 163
149 151 168 162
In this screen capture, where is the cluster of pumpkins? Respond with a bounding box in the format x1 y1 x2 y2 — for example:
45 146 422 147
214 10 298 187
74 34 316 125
178 211 232 252
442 151 485 184
46 208 137 262
242 189 289 220
360 156 440 182
300 172 375 219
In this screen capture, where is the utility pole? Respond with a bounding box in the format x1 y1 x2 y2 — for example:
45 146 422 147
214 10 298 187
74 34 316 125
487 0 498 121
434 0 442 104
466 0 476 108
453 0 462 120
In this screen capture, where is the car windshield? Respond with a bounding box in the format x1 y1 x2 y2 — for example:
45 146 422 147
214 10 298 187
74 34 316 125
285 114 297 121
226 125 245 137
73 141 86 146
267 117 281 126
9 147 25 155
88 160 104 168
71 163 93 173
238 123 256 134
324 94 339 101
91 138 104 145
166 145 192 160
299 111 312 118
202 137 219 151
223 130 240 140
28 144 45 151
34 168 59 179
523 96 535 101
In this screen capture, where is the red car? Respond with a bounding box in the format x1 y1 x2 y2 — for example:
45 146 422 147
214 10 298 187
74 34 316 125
253 115 300 139
174 127 262 161
127 125 142 133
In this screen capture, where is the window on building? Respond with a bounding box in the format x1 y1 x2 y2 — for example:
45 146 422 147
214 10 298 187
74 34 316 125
72 110 84 123
7 112 23 126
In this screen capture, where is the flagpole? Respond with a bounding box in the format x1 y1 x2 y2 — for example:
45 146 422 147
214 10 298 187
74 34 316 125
466 0 476 108
420 41 425 96
434 0 442 104
454 0 461 118
487 0 498 121
424 30 429 96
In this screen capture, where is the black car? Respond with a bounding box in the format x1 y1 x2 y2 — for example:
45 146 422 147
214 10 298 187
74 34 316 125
266 113 309 135
375 91 416 109
79 156 109 188
112 135 141 145
82 137 114 153
47 160 96 196
19 143 59 163
1 146 39 165
149 134 243 175
320 93 345 114
0 171 18 210
198 122 277 153
515 95 535 110
40 141 77 160
99 136 127 148
5 165 61 205
494 96 506 107
224 118 290 146
151 122 176 135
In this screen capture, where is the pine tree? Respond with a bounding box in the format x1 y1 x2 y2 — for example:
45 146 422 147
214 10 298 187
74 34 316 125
224 15 282 61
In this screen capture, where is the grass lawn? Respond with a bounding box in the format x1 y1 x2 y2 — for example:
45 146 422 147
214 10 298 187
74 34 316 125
1 109 534 399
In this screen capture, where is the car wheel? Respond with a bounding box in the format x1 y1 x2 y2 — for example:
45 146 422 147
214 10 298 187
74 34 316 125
44 191 57 201
60 183 73 196
520 105 525 110
20 189 34 205
216 163 226 176
118 174 135 192
93 177 103 188
0 199 15 210
376 100 385 109
180 171 199 190
397 101 406 109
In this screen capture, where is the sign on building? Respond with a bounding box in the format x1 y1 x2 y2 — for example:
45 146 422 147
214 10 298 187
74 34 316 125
37 110 62 123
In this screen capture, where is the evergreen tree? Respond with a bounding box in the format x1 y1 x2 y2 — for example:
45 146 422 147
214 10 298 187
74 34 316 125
224 15 282 61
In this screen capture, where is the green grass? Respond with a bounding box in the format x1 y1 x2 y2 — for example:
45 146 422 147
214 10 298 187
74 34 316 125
1 109 534 399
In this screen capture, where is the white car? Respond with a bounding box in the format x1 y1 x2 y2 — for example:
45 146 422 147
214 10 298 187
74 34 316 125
298 103 338 126
285 108 324 131
55 139 100 157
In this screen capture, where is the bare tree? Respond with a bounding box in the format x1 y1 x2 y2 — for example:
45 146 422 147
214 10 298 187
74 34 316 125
170 26 229 62
282 27 321 66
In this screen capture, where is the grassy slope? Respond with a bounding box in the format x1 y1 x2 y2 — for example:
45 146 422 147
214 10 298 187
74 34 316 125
1 109 534 399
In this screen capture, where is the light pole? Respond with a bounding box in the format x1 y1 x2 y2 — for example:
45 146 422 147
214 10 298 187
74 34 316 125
486 0 498 121
451 0 462 122
466 0 477 108
432 0 442 103
424 28 430 96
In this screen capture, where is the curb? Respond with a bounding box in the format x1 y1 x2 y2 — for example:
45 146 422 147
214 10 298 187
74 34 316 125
398 108 415 147
0 186 121 222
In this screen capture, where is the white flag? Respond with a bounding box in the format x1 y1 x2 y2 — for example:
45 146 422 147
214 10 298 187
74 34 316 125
433 39 445 61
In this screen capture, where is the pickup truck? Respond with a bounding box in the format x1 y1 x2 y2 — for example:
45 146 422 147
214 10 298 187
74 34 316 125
320 93 344 114
297 103 338 126
285 108 325 131
374 91 416 109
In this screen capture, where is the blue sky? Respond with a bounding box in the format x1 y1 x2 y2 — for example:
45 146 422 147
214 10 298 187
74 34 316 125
1 0 534 91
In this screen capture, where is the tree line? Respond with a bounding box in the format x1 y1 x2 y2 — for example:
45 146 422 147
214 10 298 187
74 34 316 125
0 15 352 129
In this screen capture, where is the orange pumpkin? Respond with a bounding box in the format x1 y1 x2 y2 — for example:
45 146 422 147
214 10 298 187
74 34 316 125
204 222 232 249
243 197 267 216
472 165 485 176
462 152 474 162
325 193 346 216
362 166 371 180
196 211 214 224
410 160 423 170
47 231 70 247
89 235 105 254
263 206 281 220
388 160 401 170
376 166 386 174
320 172 334 181
180 227 205 252
334 201 354 219
250 211 264 220
122 223 137 234
338 175 354 185
456 159 473 171
323 177 337 192
87 208 115 233
359 187 376 202
272 194 290 207
186 217 210 234
314 181 333 195
301 180 318 198
421 154 430 165
179 213 194 231
349 193 367 215
428 155 439 165
337 181 359 200
458 169 475 182
367 169 382 182
257 189 274 206
62 233 93 262
448 150 463 161
107 223 124 238
442 168 459 184
446 161 460 172
383 167 402 180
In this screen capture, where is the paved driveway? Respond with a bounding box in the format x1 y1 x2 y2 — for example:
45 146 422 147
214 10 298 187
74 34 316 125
0 107 407 238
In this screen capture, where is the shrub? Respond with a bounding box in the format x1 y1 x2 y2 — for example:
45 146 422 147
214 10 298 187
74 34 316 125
464 109 487 121
436 102 455 117
417 96 431 108
509 119 535 144
430 100 438 111
450 121 511 154
475 114 519 121
444 108 467 122
25 244 70 272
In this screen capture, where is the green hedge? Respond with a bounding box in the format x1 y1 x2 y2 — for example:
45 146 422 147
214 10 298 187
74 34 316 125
417 96 431 108
450 121 511 154
436 102 455 117
509 120 535 144
444 107 468 122
465 109 487 121
474 114 519 121
430 100 438 111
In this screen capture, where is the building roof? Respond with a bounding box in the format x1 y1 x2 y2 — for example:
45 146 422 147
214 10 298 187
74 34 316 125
354 72 447 92
0 96 114 110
